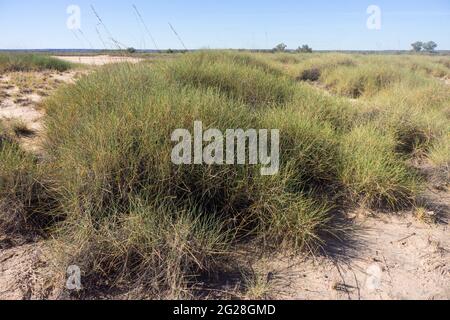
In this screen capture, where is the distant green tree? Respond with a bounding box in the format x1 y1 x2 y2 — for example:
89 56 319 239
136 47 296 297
297 44 313 53
423 41 438 53
274 43 287 52
411 41 423 52
126 47 137 54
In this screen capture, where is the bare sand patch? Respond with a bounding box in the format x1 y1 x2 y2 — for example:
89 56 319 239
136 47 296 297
262 189 450 300
0 70 81 153
0 242 62 300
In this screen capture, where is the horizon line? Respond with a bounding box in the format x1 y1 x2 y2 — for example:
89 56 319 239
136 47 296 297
1 48 450 52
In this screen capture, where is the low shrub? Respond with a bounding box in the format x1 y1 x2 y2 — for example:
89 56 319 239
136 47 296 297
297 68 321 82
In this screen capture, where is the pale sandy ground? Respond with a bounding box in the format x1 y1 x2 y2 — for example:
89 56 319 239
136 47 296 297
53 55 143 66
0 71 79 153
0 74 43 131
0 243 62 300
266 191 449 300
0 61 448 300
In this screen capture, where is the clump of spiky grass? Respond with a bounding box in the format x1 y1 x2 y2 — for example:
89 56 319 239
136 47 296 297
167 51 294 106
241 269 274 300
322 64 405 98
428 133 450 184
0 53 73 72
338 125 421 209
250 185 334 251
42 62 255 293
361 80 450 156
56 200 232 298
406 56 450 78
260 107 342 191
437 57 450 70
190 51 285 75
41 57 340 294
288 84 358 130
271 53 304 65
297 67 321 82
292 53 357 80
0 138 55 239
33 51 445 297
44 62 259 215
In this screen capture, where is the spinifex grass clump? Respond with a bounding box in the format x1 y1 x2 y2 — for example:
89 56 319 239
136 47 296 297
167 51 294 106
38 51 434 296
272 53 305 65
288 84 358 131
45 63 259 215
0 137 56 239
338 125 420 209
56 200 232 298
322 64 404 98
405 56 450 78
184 51 285 76
260 107 342 192
359 78 450 156
44 63 256 294
42 56 337 293
292 53 357 81
0 53 73 72
428 133 450 184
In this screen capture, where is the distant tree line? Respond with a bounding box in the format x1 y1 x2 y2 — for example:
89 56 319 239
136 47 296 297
273 43 313 53
411 41 438 53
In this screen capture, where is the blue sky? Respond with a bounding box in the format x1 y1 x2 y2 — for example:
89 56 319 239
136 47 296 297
0 0 449 50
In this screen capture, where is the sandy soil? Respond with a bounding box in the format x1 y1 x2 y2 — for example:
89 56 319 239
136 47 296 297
54 55 143 66
0 71 80 153
263 189 449 300
0 243 62 300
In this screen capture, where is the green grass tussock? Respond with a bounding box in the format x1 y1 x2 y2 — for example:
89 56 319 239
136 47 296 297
293 53 357 81
260 107 341 191
361 80 450 155
0 138 55 238
338 125 420 209
322 64 404 98
167 52 294 106
0 53 73 72
289 84 358 130
56 201 231 298
44 63 257 216
42 59 338 291
428 133 450 184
